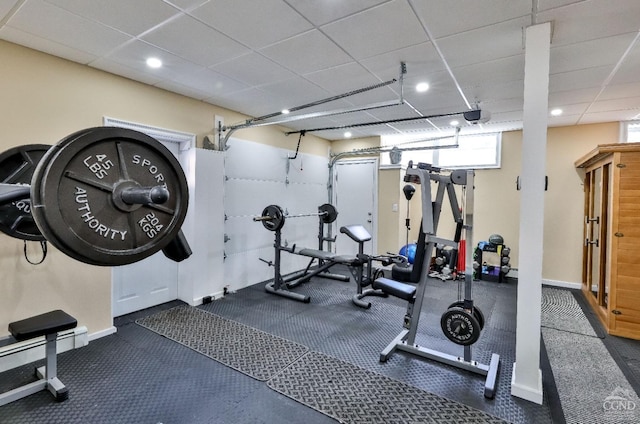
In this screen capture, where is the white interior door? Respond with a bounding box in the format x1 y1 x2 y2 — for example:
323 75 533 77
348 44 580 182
108 118 193 317
333 158 378 256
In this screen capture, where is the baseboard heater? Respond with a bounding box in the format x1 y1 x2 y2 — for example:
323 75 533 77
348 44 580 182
0 326 88 373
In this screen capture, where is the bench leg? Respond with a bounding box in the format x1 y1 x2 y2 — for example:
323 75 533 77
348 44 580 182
0 332 69 406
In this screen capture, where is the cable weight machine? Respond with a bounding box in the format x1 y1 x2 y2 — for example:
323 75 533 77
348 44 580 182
372 162 501 399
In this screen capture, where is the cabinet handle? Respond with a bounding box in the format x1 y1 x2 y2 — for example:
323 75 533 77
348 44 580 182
585 216 599 224
614 232 624 237
585 238 599 247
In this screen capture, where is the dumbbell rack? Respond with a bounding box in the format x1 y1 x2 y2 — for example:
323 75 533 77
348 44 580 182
474 241 511 283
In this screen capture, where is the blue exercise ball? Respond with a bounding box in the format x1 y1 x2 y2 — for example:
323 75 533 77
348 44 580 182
399 243 417 264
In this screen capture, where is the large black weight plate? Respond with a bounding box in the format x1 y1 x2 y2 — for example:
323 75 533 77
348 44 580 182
30 127 189 266
447 301 485 330
318 203 338 224
261 205 284 232
440 307 481 346
0 144 51 241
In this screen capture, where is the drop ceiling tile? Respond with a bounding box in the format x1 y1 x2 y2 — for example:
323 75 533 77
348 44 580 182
599 83 640 100
172 67 250 97
549 88 600 105
7 0 132 56
259 76 331 110
549 66 611 92
460 80 525 106
609 42 640 85
191 0 312 49
44 0 180 37
580 109 640 124
321 0 428 60
548 102 590 116
286 0 390 26
0 25 97 64
587 97 640 113
537 0 598 12
479 97 524 114
155 79 210 100
414 0 531 38
205 87 273 117
142 14 249 67
259 29 352 74
0 0 19 19
303 62 381 95
168 0 211 11
538 0 640 46
550 33 637 74
105 40 204 81
451 55 525 87
360 42 445 81
90 58 164 86
212 52 296 87
436 16 530 68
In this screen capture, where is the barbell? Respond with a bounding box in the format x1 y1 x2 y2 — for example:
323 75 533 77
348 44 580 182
253 203 338 232
0 127 191 266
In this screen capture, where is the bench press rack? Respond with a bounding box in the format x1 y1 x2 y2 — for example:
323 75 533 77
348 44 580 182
372 163 501 399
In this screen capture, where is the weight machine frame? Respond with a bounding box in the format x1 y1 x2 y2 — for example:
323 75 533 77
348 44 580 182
376 164 501 399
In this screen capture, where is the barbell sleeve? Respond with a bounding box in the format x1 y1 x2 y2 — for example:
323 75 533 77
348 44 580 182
121 186 170 205
253 216 275 222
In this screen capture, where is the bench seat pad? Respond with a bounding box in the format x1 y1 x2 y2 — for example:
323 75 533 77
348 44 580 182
9 310 77 341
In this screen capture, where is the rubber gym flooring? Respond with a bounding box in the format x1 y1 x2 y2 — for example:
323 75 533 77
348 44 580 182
1 266 639 423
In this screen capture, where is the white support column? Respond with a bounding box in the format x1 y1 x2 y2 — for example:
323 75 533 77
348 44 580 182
511 22 551 404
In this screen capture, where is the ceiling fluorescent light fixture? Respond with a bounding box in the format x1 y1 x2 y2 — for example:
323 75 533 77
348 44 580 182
344 131 352 138
281 109 290 114
146 57 162 68
416 82 429 93
450 120 459 126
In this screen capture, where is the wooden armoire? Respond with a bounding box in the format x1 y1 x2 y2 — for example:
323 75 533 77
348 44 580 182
575 143 640 340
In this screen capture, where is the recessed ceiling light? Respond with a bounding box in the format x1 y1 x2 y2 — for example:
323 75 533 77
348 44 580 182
281 109 290 114
416 82 429 93
450 120 459 126
344 131 352 138
146 57 162 68
550 108 563 116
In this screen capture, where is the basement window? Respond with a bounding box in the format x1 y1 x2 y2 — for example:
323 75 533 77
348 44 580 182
621 121 640 142
380 132 501 169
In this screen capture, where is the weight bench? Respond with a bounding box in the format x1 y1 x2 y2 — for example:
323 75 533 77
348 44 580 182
0 310 77 406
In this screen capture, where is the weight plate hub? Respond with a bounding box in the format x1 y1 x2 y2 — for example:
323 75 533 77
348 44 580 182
0 144 51 241
30 127 189 266
318 203 338 224
261 204 284 232
440 307 481 346
447 301 485 330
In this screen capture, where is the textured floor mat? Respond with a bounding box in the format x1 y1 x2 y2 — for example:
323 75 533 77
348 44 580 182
542 287 598 337
542 327 640 424
267 351 509 424
136 305 308 381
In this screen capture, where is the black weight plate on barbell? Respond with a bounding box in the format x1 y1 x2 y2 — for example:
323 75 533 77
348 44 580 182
318 203 338 224
0 144 51 241
261 204 284 232
447 301 485 330
440 306 481 346
30 127 189 266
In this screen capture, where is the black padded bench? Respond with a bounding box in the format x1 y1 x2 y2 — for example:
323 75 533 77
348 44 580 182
372 278 417 301
0 310 77 406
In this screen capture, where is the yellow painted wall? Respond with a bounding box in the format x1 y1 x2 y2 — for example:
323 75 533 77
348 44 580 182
0 40 329 337
336 123 619 284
